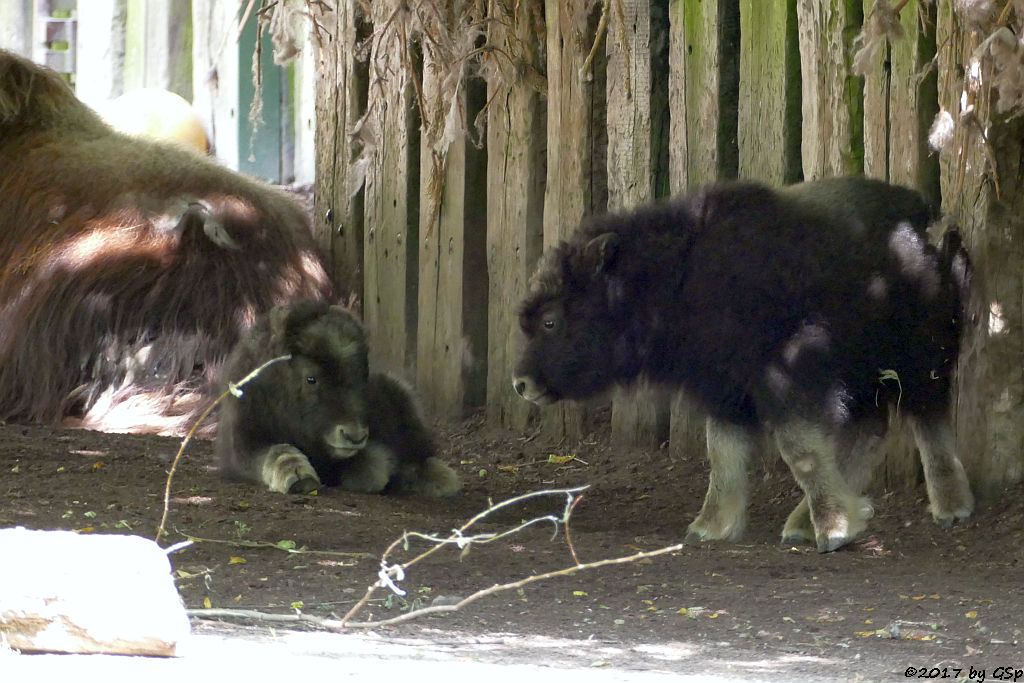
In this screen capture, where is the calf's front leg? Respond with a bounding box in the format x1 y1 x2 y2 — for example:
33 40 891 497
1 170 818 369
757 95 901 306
685 418 757 542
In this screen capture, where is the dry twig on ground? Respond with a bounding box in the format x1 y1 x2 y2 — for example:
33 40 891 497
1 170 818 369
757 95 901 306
187 484 685 630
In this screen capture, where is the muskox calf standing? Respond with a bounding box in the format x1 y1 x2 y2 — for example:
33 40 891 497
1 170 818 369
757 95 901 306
0 50 333 435
217 301 460 497
514 177 974 552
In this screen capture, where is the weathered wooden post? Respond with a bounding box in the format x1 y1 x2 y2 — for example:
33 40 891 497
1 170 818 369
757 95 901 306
485 3 546 431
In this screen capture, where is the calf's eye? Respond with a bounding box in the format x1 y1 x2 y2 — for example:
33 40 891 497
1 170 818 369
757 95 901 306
305 376 317 385
542 318 556 330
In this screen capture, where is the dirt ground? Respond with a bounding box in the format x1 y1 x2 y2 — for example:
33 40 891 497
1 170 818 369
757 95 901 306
2 408 1023 681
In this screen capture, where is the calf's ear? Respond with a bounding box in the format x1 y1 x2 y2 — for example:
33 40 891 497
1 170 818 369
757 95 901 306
582 232 619 275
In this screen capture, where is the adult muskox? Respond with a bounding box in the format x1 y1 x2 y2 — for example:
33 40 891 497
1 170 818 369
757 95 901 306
0 50 333 434
217 301 459 497
513 177 975 552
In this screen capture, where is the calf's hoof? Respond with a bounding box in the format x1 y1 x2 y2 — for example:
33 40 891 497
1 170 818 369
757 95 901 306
929 481 975 528
262 446 321 494
684 511 746 544
810 495 873 553
414 457 460 497
781 503 816 546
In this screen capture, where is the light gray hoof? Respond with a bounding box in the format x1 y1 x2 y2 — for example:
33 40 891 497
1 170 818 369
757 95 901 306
261 445 321 494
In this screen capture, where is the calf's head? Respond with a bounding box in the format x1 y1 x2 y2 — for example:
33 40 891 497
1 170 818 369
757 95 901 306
513 232 625 405
261 303 371 457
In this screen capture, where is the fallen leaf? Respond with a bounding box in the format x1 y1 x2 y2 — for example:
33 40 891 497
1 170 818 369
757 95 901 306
229 556 246 564
548 454 574 464
573 590 588 597
965 610 978 619
203 597 212 608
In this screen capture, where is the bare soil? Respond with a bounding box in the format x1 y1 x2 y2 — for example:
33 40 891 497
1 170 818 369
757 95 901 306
2 410 1023 680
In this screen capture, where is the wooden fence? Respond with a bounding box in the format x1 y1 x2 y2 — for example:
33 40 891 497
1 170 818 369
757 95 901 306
312 0 1023 494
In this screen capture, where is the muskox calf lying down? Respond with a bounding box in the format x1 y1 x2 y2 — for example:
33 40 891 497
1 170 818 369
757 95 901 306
217 301 460 497
0 50 333 435
514 177 974 552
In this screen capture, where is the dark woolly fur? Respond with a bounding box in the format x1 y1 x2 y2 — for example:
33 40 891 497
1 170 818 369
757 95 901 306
517 176 967 430
0 51 334 434
218 301 446 494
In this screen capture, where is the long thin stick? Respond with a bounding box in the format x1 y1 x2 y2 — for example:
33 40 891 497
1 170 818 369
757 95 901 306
189 541 684 630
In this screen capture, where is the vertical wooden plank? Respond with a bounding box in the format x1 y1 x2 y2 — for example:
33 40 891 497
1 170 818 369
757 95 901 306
606 0 668 447
797 0 862 180
192 0 241 170
670 0 740 191
738 0 801 184
416 40 488 416
667 0 740 460
363 1 419 376
313 1 365 304
542 0 604 440
888 0 940 204
861 0 889 180
485 3 545 431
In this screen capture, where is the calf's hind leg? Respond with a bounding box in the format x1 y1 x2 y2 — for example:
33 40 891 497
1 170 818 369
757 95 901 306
909 414 974 526
257 444 321 494
685 418 757 542
774 420 873 553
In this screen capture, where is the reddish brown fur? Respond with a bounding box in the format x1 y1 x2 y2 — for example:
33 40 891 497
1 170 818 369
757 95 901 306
0 51 335 434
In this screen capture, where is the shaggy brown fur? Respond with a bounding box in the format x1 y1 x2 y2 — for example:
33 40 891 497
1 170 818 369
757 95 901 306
0 51 335 434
